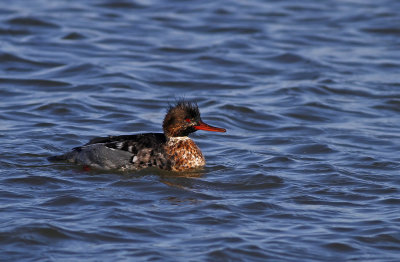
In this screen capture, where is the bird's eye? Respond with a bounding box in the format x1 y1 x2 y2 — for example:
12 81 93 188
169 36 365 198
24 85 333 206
185 118 191 123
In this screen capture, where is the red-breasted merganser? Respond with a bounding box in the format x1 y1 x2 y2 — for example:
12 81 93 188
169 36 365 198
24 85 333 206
49 101 226 171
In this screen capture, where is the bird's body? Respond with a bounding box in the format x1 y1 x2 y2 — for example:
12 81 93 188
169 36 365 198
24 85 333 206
49 101 225 171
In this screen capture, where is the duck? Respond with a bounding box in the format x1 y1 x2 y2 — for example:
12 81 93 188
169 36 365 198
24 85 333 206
48 101 226 171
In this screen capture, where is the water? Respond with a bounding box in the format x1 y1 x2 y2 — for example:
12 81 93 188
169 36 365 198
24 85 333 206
1 0 400 261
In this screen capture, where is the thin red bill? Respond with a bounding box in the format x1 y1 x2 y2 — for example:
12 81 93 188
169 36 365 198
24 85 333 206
194 120 226 132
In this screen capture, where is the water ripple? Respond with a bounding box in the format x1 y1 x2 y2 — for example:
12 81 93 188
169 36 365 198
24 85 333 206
1 0 400 261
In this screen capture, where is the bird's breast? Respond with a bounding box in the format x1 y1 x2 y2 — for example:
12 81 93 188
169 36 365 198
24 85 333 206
164 137 205 171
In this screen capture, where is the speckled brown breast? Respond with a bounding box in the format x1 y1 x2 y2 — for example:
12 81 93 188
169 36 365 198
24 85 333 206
164 137 205 171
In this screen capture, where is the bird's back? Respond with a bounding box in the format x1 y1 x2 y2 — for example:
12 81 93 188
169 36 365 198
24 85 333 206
49 133 171 170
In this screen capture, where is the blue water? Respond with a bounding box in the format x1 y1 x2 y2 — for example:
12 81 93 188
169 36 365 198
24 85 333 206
1 0 400 261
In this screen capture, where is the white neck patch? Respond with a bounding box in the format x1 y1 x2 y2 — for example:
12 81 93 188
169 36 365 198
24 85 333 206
167 136 190 143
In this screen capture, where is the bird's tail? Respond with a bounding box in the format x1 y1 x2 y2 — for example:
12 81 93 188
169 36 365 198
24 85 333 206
47 154 68 162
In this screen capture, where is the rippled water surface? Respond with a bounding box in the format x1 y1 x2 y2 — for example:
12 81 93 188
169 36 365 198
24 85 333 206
1 0 400 261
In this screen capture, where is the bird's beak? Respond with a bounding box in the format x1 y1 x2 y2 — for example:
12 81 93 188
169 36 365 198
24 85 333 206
194 120 226 132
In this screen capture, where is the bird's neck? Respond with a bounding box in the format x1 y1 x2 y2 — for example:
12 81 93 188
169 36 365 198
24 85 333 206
167 136 191 143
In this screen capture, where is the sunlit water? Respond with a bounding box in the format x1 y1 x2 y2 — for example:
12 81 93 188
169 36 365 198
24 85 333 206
1 0 400 261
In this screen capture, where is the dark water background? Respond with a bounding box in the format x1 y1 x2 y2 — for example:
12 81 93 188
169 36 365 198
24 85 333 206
1 0 400 261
